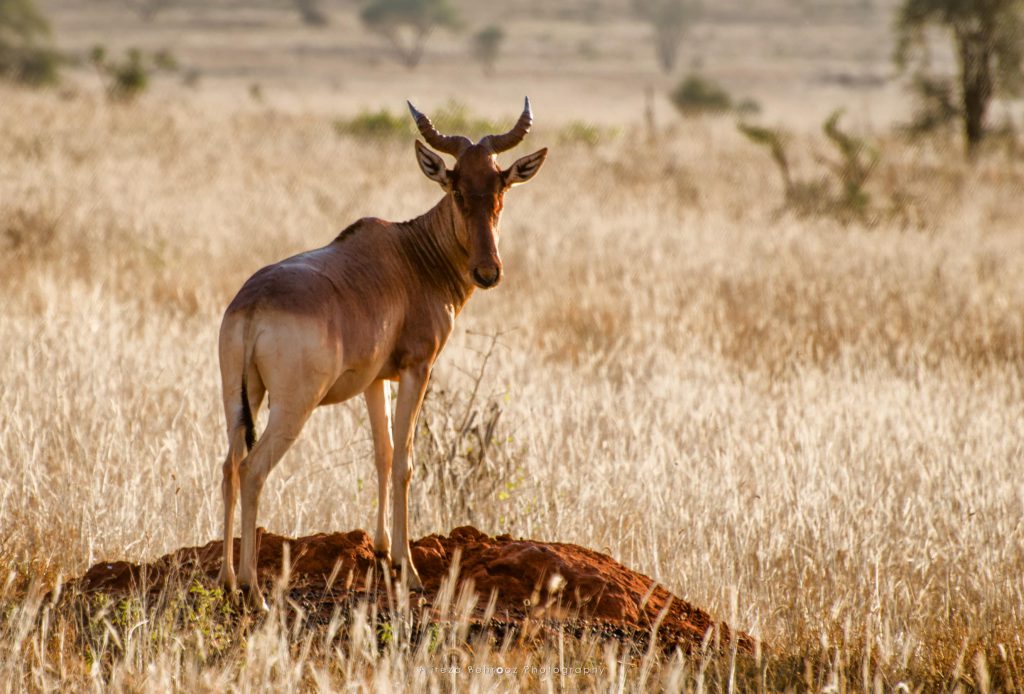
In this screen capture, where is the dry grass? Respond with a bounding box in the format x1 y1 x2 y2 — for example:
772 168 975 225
1 80 1024 691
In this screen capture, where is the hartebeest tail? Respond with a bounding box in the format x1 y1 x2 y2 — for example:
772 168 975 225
215 99 547 609
238 314 257 451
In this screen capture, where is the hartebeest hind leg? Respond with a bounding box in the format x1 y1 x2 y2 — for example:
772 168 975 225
364 379 394 559
390 366 431 590
236 403 313 609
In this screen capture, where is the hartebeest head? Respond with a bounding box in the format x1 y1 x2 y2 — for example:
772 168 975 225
407 98 548 289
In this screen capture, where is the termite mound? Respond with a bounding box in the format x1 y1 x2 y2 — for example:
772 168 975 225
70 526 756 654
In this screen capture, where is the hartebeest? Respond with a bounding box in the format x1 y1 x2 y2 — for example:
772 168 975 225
215 99 547 607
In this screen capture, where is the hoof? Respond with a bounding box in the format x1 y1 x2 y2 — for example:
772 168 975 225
398 564 424 592
216 568 237 593
239 584 268 613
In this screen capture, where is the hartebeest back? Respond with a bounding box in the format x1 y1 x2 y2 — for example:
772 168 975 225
216 99 547 607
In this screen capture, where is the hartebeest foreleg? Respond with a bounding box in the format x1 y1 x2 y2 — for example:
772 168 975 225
390 365 431 590
218 376 265 592
217 429 245 591
364 379 394 559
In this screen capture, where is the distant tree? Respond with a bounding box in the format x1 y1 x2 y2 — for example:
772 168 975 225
895 0 1024 155
292 0 328 26
126 0 173 22
471 24 504 75
0 0 60 84
631 0 699 73
360 0 460 69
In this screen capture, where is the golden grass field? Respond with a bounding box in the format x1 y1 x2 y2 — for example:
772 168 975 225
2 0 1024 690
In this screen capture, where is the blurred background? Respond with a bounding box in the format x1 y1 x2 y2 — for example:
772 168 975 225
2 0 977 131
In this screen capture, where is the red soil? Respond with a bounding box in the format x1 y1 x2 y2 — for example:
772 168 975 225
72 526 754 653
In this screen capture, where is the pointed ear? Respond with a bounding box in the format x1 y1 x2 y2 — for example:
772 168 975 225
415 140 449 186
504 147 548 186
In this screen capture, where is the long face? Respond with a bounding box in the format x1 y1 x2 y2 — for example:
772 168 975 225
415 141 547 290
410 99 548 290
450 146 508 289
413 141 548 290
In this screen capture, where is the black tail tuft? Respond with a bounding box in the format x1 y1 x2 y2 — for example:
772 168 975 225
240 374 256 450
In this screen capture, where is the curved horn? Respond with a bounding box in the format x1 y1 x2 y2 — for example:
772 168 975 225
479 97 533 153
407 101 472 157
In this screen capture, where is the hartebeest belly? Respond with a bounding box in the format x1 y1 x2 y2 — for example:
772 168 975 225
215 100 547 609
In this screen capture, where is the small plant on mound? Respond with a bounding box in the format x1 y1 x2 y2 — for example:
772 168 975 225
0 0 61 85
738 109 880 223
89 46 178 102
415 333 525 531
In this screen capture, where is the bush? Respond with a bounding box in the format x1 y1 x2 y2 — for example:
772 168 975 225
670 74 734 116
738 110 880 224
89 46 178 102
0 42 58 84
0 0 60 85
335 100 504 143
334 108 413 139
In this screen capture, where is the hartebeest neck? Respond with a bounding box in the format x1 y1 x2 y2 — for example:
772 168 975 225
395 196 474 310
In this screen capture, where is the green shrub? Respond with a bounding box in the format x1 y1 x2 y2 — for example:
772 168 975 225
89 46 178 102
738 110 880 224
671 73 733 115
0 42 58 84
822 110 879 219
0 0 61 85
335 100 504 143
334 108 413 139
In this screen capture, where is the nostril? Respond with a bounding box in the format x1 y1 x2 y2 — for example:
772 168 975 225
472 267 500 287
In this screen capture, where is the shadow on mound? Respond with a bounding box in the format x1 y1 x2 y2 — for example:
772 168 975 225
70 526 756 654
